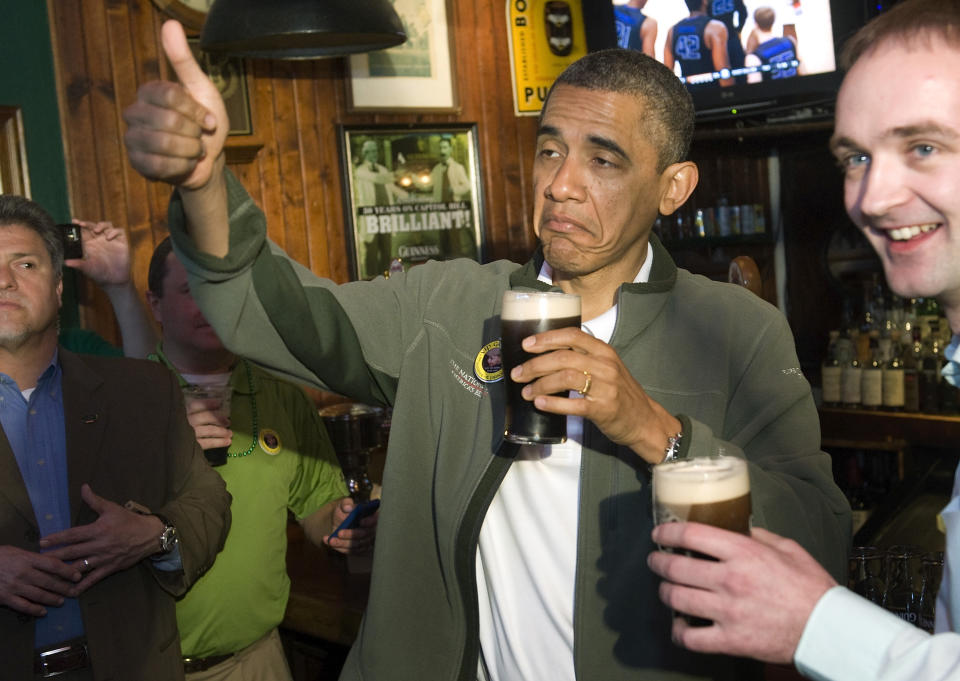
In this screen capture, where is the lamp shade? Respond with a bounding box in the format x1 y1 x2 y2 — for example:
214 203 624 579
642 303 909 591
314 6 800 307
200 0 407 59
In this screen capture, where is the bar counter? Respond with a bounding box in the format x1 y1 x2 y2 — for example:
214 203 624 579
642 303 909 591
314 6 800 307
283 521 370 646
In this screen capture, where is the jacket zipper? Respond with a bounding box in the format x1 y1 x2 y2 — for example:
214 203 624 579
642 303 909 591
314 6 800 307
453 441 516 681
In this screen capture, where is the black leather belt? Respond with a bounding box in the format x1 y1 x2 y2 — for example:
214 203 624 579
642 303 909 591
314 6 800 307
34 639 89 677
182 652 234 674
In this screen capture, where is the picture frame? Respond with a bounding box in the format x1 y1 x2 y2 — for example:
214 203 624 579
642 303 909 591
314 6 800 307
0 106 30 197
347 0 458 111
187 38 252 136
339 124 485 280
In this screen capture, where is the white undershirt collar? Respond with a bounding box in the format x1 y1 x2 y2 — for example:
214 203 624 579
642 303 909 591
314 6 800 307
536 241 652 343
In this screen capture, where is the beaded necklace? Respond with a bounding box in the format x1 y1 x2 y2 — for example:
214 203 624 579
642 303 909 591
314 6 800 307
228 359 259 459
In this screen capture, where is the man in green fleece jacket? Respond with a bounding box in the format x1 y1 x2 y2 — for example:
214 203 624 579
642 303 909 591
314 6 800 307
121 21 851 681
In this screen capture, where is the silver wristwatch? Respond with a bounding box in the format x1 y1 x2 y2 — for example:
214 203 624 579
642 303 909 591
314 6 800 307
154 513 178 554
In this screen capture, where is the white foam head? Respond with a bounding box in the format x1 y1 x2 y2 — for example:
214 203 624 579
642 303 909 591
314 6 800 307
501 291 581 321
653 456 750 505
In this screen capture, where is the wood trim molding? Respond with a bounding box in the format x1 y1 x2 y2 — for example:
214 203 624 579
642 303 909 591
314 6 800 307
0 106 30 197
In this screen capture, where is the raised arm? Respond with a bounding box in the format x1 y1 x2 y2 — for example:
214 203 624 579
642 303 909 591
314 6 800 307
122 20 230 257
707 21 734 86
65 220 158 358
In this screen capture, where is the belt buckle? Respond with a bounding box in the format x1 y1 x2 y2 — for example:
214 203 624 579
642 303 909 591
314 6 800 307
35 641 89 677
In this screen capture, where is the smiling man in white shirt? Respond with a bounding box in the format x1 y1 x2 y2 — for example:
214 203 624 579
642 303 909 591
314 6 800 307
649 2 960 680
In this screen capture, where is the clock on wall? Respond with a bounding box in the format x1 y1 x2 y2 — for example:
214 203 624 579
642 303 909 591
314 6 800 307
151 0 215 32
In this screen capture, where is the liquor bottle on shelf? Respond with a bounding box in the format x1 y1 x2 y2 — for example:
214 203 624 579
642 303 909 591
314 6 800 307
842 350 863 409
882 330 905 411
886 295 906 338
861 339 884 410
821 330 842 407
918 297 941 342
920 325 944 414
858 274 885 363
845 452 871 534
902 331 922 413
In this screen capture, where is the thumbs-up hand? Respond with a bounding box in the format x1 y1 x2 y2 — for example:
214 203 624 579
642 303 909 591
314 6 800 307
123 20 228 189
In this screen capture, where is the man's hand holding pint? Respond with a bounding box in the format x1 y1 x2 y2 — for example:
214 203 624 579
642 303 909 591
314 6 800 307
647 522 837 665
509 326 682 465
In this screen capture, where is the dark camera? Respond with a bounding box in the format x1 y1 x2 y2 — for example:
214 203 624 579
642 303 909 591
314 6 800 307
58 223 83 260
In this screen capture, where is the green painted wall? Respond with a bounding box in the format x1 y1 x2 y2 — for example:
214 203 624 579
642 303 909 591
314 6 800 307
0 1 78 325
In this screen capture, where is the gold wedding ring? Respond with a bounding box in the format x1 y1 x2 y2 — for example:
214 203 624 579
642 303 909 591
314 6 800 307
578 370 592 396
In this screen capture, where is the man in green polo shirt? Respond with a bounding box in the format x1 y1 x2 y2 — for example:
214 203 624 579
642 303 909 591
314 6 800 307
145 237 375 680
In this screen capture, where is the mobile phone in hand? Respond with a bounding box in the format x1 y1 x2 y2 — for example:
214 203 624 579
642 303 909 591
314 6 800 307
58 223 83 260
330 499 380 539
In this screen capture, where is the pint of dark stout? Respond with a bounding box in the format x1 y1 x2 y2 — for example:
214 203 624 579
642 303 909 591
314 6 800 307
501 290 581 444
653 456 751 625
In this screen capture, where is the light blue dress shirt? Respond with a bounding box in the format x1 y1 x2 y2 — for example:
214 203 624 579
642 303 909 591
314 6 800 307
0 354 84 648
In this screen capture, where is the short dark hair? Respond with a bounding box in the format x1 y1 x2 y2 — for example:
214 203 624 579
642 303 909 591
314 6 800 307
841 0 960 70
542 49 694 172
147 236 175 296
0 195 63 275
684 0 704 13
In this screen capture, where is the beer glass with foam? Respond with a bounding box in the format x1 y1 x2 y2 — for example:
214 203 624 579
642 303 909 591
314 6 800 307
501 290 581 444
653 455 751 625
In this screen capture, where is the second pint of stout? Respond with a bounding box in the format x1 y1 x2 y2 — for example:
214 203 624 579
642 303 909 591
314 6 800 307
501 291 582 444
653 455 751 626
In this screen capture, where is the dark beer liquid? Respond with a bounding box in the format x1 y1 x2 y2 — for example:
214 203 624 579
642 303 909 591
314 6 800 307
204 446 229 467
683 494 752 535
658 493 751 626
502 315 581 444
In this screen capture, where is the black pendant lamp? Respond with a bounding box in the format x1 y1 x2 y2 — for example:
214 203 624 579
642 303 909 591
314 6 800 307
200 0 407 59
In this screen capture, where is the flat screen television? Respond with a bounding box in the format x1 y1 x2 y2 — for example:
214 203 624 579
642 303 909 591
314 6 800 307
583 0 867 122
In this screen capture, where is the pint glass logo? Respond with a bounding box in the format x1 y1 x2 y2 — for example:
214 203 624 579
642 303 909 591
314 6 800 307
474 340 504 383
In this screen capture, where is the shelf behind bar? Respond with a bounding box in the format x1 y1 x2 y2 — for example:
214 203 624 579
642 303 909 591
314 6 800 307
662 233 775 250
819 407 960 450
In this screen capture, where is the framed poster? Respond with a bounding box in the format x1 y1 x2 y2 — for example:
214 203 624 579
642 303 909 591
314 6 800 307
348 0 458 111
187 39 252 135
339 124 484 280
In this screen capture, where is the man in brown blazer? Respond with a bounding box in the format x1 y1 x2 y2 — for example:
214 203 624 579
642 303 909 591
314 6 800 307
0 194 231 680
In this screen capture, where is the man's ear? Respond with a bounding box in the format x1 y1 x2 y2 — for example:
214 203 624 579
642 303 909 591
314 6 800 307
657 161 699 216
145 290 162 323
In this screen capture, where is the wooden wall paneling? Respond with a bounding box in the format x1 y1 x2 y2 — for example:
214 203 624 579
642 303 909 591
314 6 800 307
51 1 97 220
292 62 326 277
298 61 348 282
125 0 168 259
317 61 353 283
56 2 114 335
271 61 309 265
469 0 536 263
49 0 555 344
105 1 161 314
